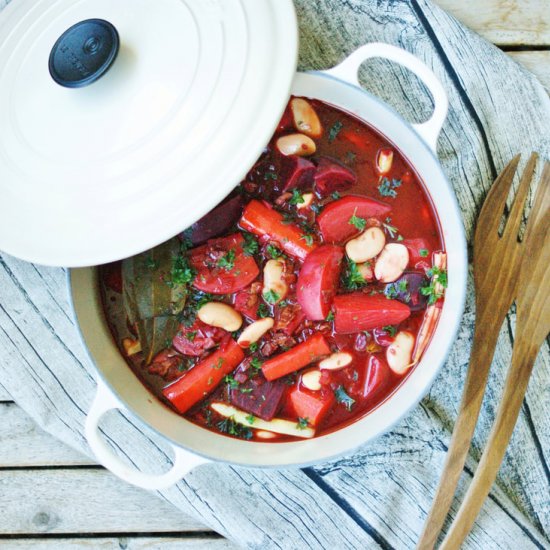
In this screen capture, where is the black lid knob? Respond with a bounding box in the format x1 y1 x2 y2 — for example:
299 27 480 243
49 19 120 88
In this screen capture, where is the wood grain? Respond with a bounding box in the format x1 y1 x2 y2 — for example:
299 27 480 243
0 537 236 550
0 469 205 535
509 51 550 91
435 0 550 46
0 0 549 548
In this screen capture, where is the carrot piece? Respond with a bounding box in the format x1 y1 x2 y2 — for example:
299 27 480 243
333 293 410 334
262 333 331 381
162 338 244 414
288 386 335 427
240 200 317 261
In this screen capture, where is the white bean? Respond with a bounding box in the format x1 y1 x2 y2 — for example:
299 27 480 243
374 243 409 283
256 430 279 440
276 133 316 157
345 226 386 263
296 192 314 210
262 259 288 304
386 331 415 374
290 98 323 138
319 352 353 371
376 148 394 175
237 318 274 348
198 302 243 332
301 369 322 391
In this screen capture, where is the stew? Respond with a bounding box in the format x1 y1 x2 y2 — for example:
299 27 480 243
100 96 447 442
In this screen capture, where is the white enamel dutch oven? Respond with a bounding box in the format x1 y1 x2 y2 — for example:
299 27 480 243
69 43 468 489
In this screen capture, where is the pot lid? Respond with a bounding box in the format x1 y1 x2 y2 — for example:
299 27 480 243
0 0 298 267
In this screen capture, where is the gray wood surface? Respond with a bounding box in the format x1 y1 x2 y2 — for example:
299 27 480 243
0 0 549 549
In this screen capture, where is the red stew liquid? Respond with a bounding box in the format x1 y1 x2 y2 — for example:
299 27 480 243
100 97 447 442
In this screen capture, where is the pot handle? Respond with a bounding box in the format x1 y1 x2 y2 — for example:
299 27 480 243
322 42 448 152
85 378 208 490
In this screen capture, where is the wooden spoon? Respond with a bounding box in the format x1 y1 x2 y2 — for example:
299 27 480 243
440 161 550 548
416 153 539 550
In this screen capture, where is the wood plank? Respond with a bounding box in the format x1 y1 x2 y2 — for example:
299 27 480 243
0 537 236 550
0 469 206 535
0 403 94 467
435 0 550 46
0 382 11 401
509 51 550 91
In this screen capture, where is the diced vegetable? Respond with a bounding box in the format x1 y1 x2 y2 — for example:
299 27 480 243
384 272 429 311
211 402 315 438
314 156 357 196
296 245 344 320
183 194 244 246
172 319 227 357
279 156 316 192
275 302 306 335
262 333 331 381
333 293 411 334
229 374 285 421
162 338 244 414
362 355 390 398
233 285 261 321
240 200 317 260
189 233 260 295
318 195 392 243
288 386 335 427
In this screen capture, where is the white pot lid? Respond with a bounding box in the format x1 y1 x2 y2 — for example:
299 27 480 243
0 0 298 267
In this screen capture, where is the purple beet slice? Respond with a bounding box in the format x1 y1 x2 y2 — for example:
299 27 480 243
314 156 357 196
279 156 316 192
230 375 286 421
183 194 244 246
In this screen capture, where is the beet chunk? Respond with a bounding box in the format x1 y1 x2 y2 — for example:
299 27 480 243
230 371 286 421
314 156 357 196
183 194 244 245
279 156 316 192
384 272 429 311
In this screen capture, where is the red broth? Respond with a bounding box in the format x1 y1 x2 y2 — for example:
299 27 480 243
100 97 446 443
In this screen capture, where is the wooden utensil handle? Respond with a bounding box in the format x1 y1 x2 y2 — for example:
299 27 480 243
439 340 541 549
416 314 502 550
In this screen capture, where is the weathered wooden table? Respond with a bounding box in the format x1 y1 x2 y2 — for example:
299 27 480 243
0 1 548 549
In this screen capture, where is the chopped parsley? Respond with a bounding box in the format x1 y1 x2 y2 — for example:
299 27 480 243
342 259 367 290
266 244 282 259
213 357 224 370
378 177 402 198
257 303 270 318
172 255 195 285
263 289 280 304
242 232 259 256
349 210 367 232
296 417 309 430
331 191 341 200
224 375 240 389
419 248 429 257
217 248 236 270
185 331 197 342
383 325 397 337
240 387 253 394
145 257 159 270
326 311 335 322
335 386 355 411
250 357 263 371
248 342 259 353
245 414 256 425
300 234 314 246
289 189 305 205
382 219 399 239
217 417 253 440
264 171 277 181
420 266 448 304
328 120 343 143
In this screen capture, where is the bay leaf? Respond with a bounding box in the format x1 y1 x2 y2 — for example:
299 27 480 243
135 316 181 366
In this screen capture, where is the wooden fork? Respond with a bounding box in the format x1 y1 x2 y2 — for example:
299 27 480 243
416 153 539 550
440 161 550 548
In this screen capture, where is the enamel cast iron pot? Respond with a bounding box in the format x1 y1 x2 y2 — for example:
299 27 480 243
0 1 467 489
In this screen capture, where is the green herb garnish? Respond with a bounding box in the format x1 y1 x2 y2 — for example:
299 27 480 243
419 248 429 257
266 244 282 259
213 357 224 370
263 290 280 304
249 342 259 353
296 417 309 430
300 234 314 246
242 232 259 256
172 255 195 285
335 386 355 411
378 177 402 198
250 357 263 371
217 417 253 440
331 191 341 200
257 303 270 318
245 414 256 425
349 209 367 232
420 266 448 304
328 121 343 142
342 259 367 290
383 325 397 337
224 375 240 389
217 249 236 270
289 189 305 205
326 311 335 322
